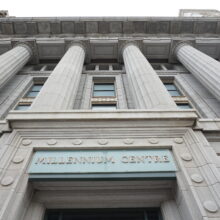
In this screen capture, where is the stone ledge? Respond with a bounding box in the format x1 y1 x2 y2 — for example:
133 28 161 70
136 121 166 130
7 110 197 129
0 120 10 133
1 17 220 36
197 119 220 131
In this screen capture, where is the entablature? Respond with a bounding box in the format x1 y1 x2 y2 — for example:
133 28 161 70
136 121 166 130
0 37 220 64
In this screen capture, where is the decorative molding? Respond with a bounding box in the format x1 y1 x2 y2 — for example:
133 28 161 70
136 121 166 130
98 139 108 145
123 138 134 145
22 139 32 146
180 153 192 161
148 138 159 144
72 139 83 145
47 139 57 145
203 200 218 213
12 156 24 164
174 138 183 144
1 176 14 186
190 173 203 183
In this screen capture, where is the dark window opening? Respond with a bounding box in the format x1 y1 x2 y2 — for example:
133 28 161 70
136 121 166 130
44 208 162 220
86 64 96 71
99 65 109 70
92 104 117 110
176 103 192 109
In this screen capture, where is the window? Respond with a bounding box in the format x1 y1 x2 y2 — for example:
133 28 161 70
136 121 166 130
14 82 45 110
25 84 43 98
164 83 181 97
176 103 192 109
163 81 192 110
92 104 117 110
15 104 31 110
44 208 163 220
93 83 115 97
91 78 117 110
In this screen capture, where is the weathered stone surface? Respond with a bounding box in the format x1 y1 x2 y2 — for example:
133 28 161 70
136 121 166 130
38 22 50 34
99 21 109 34
86 21 98 33
110 22 122 33
194 21 217 34
26 22 38 35
51 22 61 34
123 22 134 34
14 22 27 34
1 22 14 34
61 21 74 33
181 21 194 33
134 21 146 33
75 22 85 34
170 21 181 34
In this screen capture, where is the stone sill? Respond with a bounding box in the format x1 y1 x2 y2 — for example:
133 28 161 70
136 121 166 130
197 119 220 131
7 110 197 129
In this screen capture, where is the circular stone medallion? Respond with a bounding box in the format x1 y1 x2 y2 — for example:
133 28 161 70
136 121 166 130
47 139 57 145
181 153 192 161
148 138 159 144
12 156 24 164
98 139 108 145
73 139 82 145
22 139 32 146
174 138 183 144
123 139 134 145
203 200 218 213
191 173 203 183
1 176 14 186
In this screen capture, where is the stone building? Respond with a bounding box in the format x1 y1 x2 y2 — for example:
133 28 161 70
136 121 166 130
0 10 220 220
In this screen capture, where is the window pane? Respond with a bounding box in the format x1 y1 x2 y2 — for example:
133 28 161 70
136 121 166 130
93 91 115 97
26 91 39 98
92 104 117 110
15 105 30 110
94 84 114 91
177 103 192 109
164 84 176 91
32 85 43 92
168 90 181 96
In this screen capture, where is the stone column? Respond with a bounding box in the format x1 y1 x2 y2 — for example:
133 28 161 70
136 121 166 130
31 42 85 111
122 43 177 109
0 44 32 90
175 43 220 102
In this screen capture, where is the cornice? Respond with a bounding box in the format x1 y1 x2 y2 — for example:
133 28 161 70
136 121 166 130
7 110 197 129
0 17 220 37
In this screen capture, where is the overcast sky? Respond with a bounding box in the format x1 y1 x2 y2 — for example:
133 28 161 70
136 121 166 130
2 0 220 17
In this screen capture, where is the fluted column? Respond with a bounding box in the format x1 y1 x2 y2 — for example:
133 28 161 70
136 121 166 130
122 43 177 109
0 44 32 90
175 43 220 101
31 43 85 111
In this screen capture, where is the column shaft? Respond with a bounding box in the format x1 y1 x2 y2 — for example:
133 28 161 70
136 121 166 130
31 43 85 111
0 44 32 89
123 44 176 109
176 44 220 101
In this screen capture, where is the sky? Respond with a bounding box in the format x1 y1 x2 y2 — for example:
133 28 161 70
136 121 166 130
1 0 220 17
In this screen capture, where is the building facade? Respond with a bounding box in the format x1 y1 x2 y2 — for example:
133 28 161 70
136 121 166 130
0 11 220 220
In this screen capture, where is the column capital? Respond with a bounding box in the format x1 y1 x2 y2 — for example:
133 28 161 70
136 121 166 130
13 42 33 58
173 41 194 56
120 40 141 55
66 41 87 54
